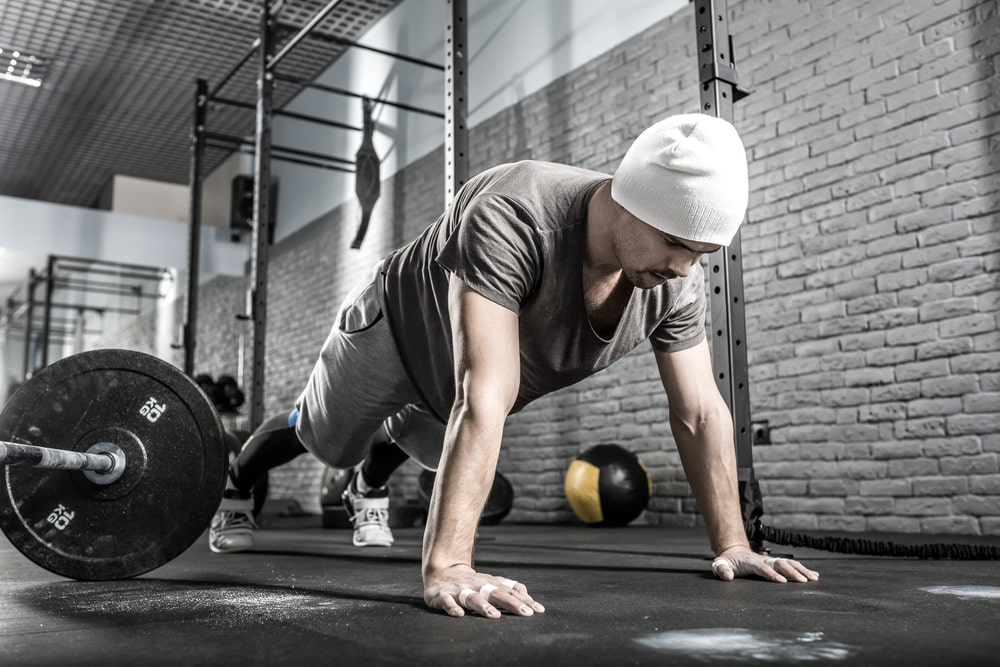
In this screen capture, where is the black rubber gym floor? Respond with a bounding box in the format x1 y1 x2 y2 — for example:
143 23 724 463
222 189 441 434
3 516 999 666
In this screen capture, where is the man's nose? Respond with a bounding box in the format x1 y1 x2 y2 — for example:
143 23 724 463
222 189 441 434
665 257 692 278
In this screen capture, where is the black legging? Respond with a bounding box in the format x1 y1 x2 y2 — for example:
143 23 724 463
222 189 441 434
230 410 410 498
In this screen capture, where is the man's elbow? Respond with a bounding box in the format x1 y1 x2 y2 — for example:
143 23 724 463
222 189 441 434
451 383 516 428
669 398 732 440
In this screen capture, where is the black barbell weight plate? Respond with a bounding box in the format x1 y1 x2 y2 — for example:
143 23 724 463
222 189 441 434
0 349 227 580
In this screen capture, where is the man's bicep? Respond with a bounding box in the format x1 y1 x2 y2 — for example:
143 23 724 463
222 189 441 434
448 274 520 413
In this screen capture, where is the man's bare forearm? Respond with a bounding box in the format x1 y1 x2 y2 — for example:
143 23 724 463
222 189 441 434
421 404 504 578
670 402 748 555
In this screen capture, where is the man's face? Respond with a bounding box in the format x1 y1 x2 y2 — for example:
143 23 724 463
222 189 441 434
614 212 721 289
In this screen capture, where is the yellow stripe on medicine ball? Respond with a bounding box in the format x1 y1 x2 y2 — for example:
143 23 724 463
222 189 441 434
638 457 653 497
564 460 603 524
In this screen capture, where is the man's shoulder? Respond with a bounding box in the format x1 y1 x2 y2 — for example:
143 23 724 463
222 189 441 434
466 161 608 227
502 160 607 181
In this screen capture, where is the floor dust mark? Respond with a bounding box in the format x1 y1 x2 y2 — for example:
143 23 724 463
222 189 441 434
40 582 368 623
921 586 1000 601
522 632 593 647
635 628 857 662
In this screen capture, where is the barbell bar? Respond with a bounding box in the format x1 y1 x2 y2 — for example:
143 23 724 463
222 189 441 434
0 440 114 473
0 440 127 485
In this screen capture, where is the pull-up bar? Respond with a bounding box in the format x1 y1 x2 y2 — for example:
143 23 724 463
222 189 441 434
205 131 355 167
276 22 445 71
209 38 261 101
211 96 362 133
269 0 346 71
273 73 444 119
206 142 356 175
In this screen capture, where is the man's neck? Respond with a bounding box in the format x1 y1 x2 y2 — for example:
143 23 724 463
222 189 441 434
584 181 623 275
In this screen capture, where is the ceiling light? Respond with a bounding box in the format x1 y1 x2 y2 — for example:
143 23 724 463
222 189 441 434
0 46 48 87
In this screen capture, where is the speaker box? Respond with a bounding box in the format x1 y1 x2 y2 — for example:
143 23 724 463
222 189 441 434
230 174 278 244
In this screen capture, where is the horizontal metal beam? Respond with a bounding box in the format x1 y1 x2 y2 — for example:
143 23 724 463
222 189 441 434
205 131 354 165
268 0 346 71
208 38 261 101
210 96 362 132
51 279 162 300
49 267 168 284
271 153 355 174
51 255 171 278
43 302 140 316
276 21 444 71
6 327 104 338
206 143 354 174
274 73 444 118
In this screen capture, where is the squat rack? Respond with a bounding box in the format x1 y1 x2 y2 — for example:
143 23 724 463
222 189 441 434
693 0 763 546
186 0 468 431
1 256 171 380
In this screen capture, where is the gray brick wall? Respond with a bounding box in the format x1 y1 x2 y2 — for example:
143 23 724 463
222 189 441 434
737 0 1000 536
98 0 999 535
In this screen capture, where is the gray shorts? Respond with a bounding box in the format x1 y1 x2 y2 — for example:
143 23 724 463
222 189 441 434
294 262 446 470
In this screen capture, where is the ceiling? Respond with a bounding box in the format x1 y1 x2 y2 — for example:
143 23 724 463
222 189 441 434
0 0 401 208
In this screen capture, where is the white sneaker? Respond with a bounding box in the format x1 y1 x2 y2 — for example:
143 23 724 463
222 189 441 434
342 472 394 547
209 497 257 553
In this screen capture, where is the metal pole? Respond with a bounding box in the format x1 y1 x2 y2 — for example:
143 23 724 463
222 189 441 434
207 142 355 173
445 0 469 203
210 96 363 133
204 131 354 165
51 254 172 275
46 266 170 282
275 22 445 71
184 79 208 377
40 256 55 369
208 39 260 101
273 74 445 119
43 303 139 316
268 0 346 71
248 1 276 431
22 269 36 378
692 0 762 548
52 279 160 300
269 153 355 173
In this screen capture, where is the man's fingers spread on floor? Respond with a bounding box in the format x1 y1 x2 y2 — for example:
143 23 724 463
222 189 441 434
759 562 787 583
790 561 820 582
492 590 535 616
788 562 812 583
774 560 807 582
439 593 465 617
478 598 502 619
790 561 820 581
499 578 543 611
711 558 735 581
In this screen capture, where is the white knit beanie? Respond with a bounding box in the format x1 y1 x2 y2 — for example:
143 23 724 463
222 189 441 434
611 114 749 246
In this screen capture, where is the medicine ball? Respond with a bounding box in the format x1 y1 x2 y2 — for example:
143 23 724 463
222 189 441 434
215 375 246 414
564 444 652 526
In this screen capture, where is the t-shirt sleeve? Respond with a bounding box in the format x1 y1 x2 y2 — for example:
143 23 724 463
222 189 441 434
649 278 708 353
435 194 543 313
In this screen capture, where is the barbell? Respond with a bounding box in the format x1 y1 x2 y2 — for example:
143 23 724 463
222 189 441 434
0 349 228 581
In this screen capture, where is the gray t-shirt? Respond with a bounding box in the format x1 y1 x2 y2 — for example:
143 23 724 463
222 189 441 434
382 160 707 423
